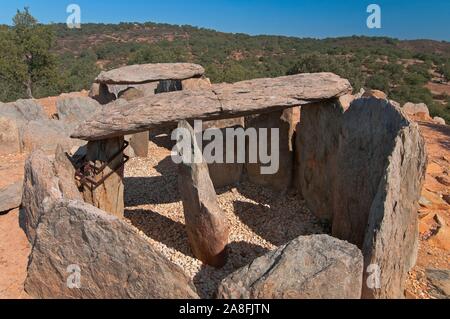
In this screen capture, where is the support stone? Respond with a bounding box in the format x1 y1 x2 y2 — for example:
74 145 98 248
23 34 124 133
177 121 229 268
245 107 300 193
203 118 245 189
82 137 125 218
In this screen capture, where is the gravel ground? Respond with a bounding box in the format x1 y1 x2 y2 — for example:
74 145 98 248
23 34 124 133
124 135 327 298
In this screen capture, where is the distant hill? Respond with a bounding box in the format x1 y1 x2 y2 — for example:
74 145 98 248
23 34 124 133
1 21 450 121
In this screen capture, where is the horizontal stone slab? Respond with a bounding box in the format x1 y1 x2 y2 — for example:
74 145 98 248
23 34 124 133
72 73 352 141
95 63 205 85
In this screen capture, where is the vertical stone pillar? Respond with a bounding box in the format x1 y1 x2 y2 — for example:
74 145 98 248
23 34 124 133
177 121 229 268
82 137 125 218
245 107 300 193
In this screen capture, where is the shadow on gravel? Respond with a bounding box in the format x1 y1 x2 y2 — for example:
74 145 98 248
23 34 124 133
232 200 324 247
125 176 180 205
193 241 269 299
125 208 192 257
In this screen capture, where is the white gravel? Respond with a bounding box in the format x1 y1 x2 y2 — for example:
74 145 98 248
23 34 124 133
124 136 327 298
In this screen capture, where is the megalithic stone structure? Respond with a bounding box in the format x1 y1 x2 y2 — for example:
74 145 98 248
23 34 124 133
177 120 230 268
81 137 126 218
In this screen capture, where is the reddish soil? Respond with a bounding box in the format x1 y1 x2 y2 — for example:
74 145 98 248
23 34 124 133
0 209 30 299
405 117 450 299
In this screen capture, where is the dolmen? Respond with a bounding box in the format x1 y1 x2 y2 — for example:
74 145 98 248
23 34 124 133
19 64 427 299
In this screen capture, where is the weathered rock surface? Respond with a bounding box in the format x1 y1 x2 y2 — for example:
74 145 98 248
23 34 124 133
25 199 199 299
403 102 430 120
203 118 245 189
82 138 125 218
56 97 100 125
22 119 83 153
216 234 363 299
433 117 446 125
21 149 82 243
426 269 450 299
117 88 149 158
0 117 21 155
0 99 46 123
296 98 427 299
71 73 352 141
177 121 229 267
95 63 205 85
182 77 212 90
296 100 343 221
0 181 23 213
362 89 387 100
246 107 300 192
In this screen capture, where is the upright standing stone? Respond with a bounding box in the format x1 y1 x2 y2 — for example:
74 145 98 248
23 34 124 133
203 118 245 189
82 137 125 218
296 100 343 221
246 107 300 193
177 121 229 268
296 98 427 299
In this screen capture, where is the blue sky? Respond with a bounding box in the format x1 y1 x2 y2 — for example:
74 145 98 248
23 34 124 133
0 0 448 40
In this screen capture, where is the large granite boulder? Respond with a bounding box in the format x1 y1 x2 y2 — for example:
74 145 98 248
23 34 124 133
21 148 82 243
0 181 23 213
21 119 83 153
217 234 363 299
0 116 21 155
56 97 100 126
0 99 46 123
25 199 199 299
296 98 427 299
245 107 300 193
177 121 229 268
402 102 430 120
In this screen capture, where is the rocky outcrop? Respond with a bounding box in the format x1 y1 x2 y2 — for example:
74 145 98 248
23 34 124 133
0 181 23 213
177 121 229 268
25 199 199 299
71 73 352 141
296 98 427 299
403 102 430 120
216 235 363 299
21 148 82 243
245 107 300 192
95 63 205 85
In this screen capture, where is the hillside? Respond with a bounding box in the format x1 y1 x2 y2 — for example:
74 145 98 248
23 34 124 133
1 21 450 121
